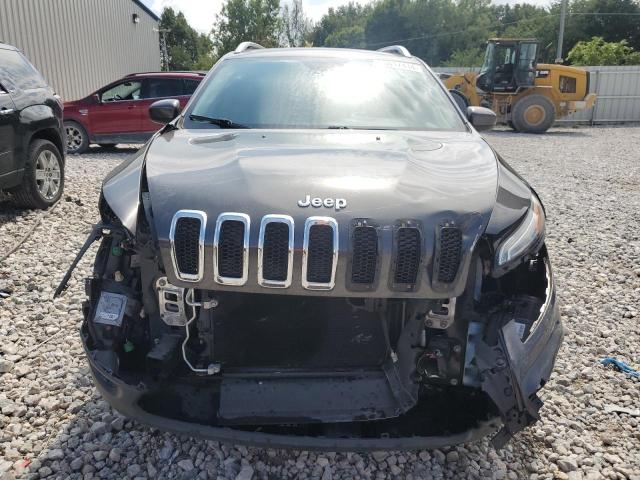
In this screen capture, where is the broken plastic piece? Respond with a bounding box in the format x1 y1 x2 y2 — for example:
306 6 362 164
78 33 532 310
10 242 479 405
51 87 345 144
604 404 640 417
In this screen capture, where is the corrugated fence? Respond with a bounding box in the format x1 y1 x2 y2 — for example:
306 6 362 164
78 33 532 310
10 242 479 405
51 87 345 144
433 66 640 124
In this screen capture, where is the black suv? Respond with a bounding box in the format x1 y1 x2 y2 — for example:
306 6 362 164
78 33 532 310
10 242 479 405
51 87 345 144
0 43 65 209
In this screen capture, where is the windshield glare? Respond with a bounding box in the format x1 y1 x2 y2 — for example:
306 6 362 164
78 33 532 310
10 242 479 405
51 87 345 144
186 57 465 131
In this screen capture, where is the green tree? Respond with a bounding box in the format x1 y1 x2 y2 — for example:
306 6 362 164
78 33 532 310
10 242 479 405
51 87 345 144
309 0 640 66
489 3 554 60
159 7 214 70
310 3 372 47
212 0 282 56
312 0 495 65
567 36 640 65
194 35 216 69
324 25 367 48
562 0 640 52
364 0 412 52
443 47 485 67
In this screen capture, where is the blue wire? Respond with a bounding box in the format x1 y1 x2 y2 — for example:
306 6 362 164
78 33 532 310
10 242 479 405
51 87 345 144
601 358 640 379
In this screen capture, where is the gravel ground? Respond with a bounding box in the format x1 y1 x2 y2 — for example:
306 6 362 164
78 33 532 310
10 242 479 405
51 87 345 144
1 127 639 480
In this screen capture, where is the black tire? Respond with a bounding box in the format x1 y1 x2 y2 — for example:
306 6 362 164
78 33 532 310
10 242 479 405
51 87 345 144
449 89 469 112
12 139 64 209
511 95 555 134
64 120 89 154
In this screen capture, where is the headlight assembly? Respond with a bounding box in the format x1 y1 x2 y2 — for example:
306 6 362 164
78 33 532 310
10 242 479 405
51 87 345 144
99 191 122 225
496 194 545 267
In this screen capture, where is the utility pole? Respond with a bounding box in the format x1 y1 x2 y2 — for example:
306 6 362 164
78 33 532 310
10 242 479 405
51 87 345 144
555 0 568 63
154 28 171 71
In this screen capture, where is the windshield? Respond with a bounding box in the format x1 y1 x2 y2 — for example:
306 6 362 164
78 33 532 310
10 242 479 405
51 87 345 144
185 56 465 131
480 43 496 76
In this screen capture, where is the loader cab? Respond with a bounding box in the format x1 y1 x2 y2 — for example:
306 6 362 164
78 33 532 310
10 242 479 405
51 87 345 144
477 39 538 93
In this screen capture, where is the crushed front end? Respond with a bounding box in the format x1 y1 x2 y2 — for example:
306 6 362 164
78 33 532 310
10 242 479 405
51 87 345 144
62 146 563 450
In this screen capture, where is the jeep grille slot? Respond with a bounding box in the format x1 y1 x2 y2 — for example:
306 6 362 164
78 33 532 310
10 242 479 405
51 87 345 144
214 213 250 285
307 226 333 282
351 226 378 284
437 226 462 283
175 218 201 275
262 223 289 280
394 227 421 285
302 217 338 290
218 221 245 277
169 210 206 282
258 215 294 288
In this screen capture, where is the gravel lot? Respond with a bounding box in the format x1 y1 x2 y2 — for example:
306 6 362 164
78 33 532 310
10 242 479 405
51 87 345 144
1 127 639 480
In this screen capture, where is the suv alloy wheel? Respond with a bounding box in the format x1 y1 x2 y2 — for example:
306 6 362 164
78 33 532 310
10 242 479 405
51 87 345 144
65 121 89 154
12 139 64 209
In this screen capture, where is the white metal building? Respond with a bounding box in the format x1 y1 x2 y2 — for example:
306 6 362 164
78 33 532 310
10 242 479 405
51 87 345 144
0 0 160 100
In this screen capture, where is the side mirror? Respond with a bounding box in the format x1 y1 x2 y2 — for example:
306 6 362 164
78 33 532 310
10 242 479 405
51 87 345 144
466 106 496 131
149 98 181 125
92 93 101 104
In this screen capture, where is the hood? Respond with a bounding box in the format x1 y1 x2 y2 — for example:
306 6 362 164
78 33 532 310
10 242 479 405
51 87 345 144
145 129 499 298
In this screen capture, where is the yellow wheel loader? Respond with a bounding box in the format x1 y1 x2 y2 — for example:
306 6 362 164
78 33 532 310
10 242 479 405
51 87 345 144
441 38 597 133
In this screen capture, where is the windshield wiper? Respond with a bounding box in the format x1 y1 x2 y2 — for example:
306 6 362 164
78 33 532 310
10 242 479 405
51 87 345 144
189 114 250 129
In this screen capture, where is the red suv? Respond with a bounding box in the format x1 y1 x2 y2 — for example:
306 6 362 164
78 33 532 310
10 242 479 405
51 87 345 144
63 71 204 154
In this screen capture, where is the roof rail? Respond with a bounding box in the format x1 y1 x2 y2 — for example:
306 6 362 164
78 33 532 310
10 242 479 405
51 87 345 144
234 42 265 54
377 45 411 58
125 71 206 77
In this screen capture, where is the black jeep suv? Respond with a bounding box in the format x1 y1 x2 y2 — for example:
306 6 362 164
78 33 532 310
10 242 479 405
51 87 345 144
59 43 563 450
0 43 64 209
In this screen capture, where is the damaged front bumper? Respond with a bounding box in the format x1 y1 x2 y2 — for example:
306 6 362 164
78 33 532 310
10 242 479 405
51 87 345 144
77 266 562 451
61 221 563 450
84 350 501 451
476 260 563 448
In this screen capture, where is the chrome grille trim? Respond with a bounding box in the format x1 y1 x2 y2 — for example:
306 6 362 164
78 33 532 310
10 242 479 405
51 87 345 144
169 210 206 282
213 212 250 286
258 214 295 288
302 216 339 291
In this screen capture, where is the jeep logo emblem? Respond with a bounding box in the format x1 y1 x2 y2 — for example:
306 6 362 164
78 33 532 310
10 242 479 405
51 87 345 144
298 195 347 211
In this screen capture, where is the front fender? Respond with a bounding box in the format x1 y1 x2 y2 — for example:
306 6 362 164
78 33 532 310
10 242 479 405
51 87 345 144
20 104 57 127
102 138 156 233
63 112 90 129
485 156 532 238
20 104 64 162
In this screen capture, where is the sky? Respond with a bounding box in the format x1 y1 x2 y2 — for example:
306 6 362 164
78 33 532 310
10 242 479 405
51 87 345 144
141 0 552 34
